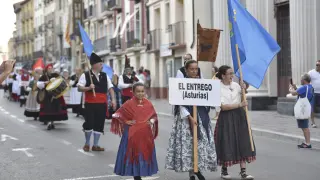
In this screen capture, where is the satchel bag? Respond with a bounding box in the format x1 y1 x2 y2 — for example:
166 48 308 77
294 85 312 119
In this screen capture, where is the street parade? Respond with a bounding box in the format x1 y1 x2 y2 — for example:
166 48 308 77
0 0 319 180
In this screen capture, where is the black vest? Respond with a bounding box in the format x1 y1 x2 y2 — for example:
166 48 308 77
84 71 108 94
180 67 201 78
70 74 79 88
123 75 135 84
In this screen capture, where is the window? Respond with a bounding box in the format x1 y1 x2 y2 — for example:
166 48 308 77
134 5 141 42
165 3 170 30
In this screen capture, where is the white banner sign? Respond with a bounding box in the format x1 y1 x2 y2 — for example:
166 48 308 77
169 78 221 106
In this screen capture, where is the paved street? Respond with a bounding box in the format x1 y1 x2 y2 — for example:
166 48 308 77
0 93 319 180
151 100 320 147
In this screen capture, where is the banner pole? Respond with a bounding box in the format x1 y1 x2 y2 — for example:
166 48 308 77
235 44 254 151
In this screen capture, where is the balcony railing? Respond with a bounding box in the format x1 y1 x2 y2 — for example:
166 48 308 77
126 30 144 49
94 36 110 53
148 29 161 51
110 36 121 52
168 21 186 48
108 0 122 10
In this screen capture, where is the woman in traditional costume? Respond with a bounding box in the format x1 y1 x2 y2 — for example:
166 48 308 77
69 68 83 117
111 83 159 180
165 60 217 180
37 64 68 130
24 72 40 120
214 65 255 180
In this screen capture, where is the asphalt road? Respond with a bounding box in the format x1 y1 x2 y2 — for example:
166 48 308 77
0 92 319 180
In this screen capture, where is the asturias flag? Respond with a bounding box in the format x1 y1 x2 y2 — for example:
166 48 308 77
227 0 281 88
78 21 94 57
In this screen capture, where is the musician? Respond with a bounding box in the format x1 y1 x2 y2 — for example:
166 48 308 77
77 53 116 152
24 72 40 120
69 68 83 117
176 53 203 78
118 56 143 104
37 64 68 130
19 69 30 107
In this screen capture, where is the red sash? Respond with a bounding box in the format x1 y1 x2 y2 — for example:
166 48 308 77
85 92 107 103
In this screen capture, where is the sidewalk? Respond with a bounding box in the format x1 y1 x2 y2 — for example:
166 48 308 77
151 99 320 148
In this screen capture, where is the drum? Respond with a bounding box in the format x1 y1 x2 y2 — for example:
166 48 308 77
46 78 69 98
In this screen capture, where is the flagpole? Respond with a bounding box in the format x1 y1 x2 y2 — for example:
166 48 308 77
235 44 254 151
81 43 96 97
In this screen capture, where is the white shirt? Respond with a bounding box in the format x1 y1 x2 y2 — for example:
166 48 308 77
220 82 242 105
308 69 320 93
77 72 113 90
118 74 143 89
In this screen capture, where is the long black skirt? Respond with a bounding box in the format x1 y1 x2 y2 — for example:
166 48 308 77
214 108 256 167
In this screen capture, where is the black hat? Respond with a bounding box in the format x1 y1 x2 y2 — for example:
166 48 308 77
90 53 103 65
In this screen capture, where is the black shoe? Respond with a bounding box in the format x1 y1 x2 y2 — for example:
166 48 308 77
221 167 231 179
189 176 196 180
297 143 312 149
34 117 37 121
47 124 52 130
133 176 142 180
51 124 55 129
195 171 206 180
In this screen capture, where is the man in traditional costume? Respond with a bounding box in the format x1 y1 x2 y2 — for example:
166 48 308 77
69 68 83 117
37 64 68 130
19 69 30 107
24 71 40 120
118 56 143 104
77 53 117 152
111 82 159 180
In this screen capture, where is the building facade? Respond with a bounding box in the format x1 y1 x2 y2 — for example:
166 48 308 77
21 0 34 63
13 1 24 64
44 0 56 63
33 0 45 62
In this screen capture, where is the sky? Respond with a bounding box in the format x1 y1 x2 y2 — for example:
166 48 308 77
0 0 22 52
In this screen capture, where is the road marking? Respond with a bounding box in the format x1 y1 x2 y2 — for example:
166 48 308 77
12 148 34 157
125 177 159 180
10 115 17 118
77 149 94 156
108 164 115 168
61 140 72 145
0 127 3 130
1 134 18 141
4 111 9 114
28 124 37 128
17 119 25 123
63 174 118 180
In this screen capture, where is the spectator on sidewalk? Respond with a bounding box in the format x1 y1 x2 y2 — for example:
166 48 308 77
308 60 320 128
290 74 313 149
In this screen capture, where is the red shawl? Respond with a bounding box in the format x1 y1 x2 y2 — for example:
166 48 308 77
111 97 158 164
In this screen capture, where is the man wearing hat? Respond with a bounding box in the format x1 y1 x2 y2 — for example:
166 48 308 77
118 55 143 104
77 52 117 152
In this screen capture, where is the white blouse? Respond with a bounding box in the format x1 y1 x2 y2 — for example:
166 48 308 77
220 82 242 105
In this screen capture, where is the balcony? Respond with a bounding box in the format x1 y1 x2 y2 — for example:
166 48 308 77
147 29 161 52
33 51 43 58
93 36 110 55
100 1 113 18
55 25 63 35
108 0 122 11
126 30 144 52
110 36 122 54
168 21 186 49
